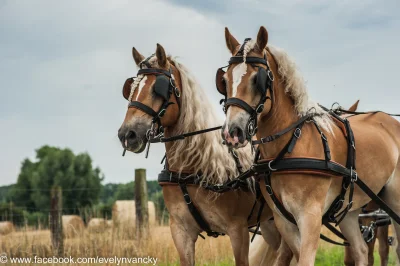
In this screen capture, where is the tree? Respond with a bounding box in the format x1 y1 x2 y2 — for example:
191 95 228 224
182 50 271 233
10 145 103 213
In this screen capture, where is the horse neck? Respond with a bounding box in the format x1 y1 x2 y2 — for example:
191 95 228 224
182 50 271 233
257 76 300 158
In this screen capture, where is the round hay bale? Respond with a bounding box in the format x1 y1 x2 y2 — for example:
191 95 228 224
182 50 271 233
148 201 156 226
0 221 15 235
106 220 113 228
62 215 84 238
112 200 157 228
88 218 106 233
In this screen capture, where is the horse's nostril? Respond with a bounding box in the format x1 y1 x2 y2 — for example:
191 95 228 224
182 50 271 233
125 130 136 140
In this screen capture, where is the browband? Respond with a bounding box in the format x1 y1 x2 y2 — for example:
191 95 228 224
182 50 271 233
137 68 172 77
229 56 268 66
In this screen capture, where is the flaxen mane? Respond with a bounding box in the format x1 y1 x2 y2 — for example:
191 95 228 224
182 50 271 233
243 41 333 132
168 57 253 186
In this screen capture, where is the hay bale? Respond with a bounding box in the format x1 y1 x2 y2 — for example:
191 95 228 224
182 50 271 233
112 200 156 228
62 215 84 238
0 221 15 235
106 220 113 228
88 218 106 233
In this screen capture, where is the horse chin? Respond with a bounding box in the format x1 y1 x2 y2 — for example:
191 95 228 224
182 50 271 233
125 139 146 154
132 141 146 153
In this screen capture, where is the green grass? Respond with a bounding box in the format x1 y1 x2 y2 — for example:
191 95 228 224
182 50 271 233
315 245 397 266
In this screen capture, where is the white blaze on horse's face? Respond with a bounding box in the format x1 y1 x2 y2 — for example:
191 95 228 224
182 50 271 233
231 63 248 97
135 75 148 101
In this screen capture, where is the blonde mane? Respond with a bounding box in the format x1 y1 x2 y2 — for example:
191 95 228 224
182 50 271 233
266 45 333 132
241 41 333 132
165 57 253 185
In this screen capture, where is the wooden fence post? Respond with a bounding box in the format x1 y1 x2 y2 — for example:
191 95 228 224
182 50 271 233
135 168 148 239
50 186 63 256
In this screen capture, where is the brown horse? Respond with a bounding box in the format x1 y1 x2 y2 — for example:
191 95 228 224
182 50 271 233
219 26 400 266
118 44 285 266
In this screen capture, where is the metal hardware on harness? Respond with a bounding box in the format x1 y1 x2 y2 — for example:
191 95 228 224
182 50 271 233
174 87 180 98
183 193 192 204
266 185 273 195
145 123 156 158
294 128 302 139
351 168 358 182
361 222 376 243
268 161 277 171
256 104 264 114
247 120 257 137
267 70 274 81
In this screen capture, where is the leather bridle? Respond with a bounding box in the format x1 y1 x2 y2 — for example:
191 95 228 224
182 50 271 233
216 38 274 139
122 55 181 157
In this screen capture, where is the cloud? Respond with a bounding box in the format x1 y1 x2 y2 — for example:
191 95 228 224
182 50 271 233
0 0 399 185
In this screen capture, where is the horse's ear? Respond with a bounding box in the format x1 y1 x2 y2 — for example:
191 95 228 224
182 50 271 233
132 47 145 66
225 27 239 55
348 100 360 112
256 26 268 51
156 43 167 68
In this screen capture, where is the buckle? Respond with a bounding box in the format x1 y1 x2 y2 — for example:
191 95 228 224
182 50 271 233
334 199 344 211
294 128 302 139
256 104 264 114
158 109 166 117
267 70 274 81
268 160 277 171
183 193 192 205
350 168 358 182
174 87 180 98
247 120 257 136
265 185 273 195
347 201 353 210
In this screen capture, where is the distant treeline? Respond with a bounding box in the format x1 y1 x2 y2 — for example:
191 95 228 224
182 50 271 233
0 145 165 227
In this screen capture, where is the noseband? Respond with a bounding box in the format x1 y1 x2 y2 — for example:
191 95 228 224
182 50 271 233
216 38 274 139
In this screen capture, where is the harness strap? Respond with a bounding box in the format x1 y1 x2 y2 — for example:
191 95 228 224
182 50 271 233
178 183 223 238
252 114 312 145
129 101 159 118
336 108 400 117
150 126 222 143
251 200 265 243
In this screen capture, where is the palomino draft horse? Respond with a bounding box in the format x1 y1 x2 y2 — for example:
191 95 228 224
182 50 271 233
117 44 285 266
219 26 400 265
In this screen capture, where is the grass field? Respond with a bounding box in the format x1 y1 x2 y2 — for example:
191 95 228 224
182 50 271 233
0 225 398 265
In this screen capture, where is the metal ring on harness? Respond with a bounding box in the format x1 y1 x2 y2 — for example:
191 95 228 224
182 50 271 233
247 120 257 137
266 185 273 195
256 104 264 114
268 160 277 171
183 193 192 205
294 128 302 139
267 70 274 81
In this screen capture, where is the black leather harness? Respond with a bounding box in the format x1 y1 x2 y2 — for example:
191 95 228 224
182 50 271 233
157 156 265 239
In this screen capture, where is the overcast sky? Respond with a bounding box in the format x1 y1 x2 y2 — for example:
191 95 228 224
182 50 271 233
0 0 399 186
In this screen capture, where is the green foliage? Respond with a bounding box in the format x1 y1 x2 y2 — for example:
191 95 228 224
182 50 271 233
0 202 25 227
0 184 14 203
10 145 103 214
114 181 135 200
23 211 48 228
